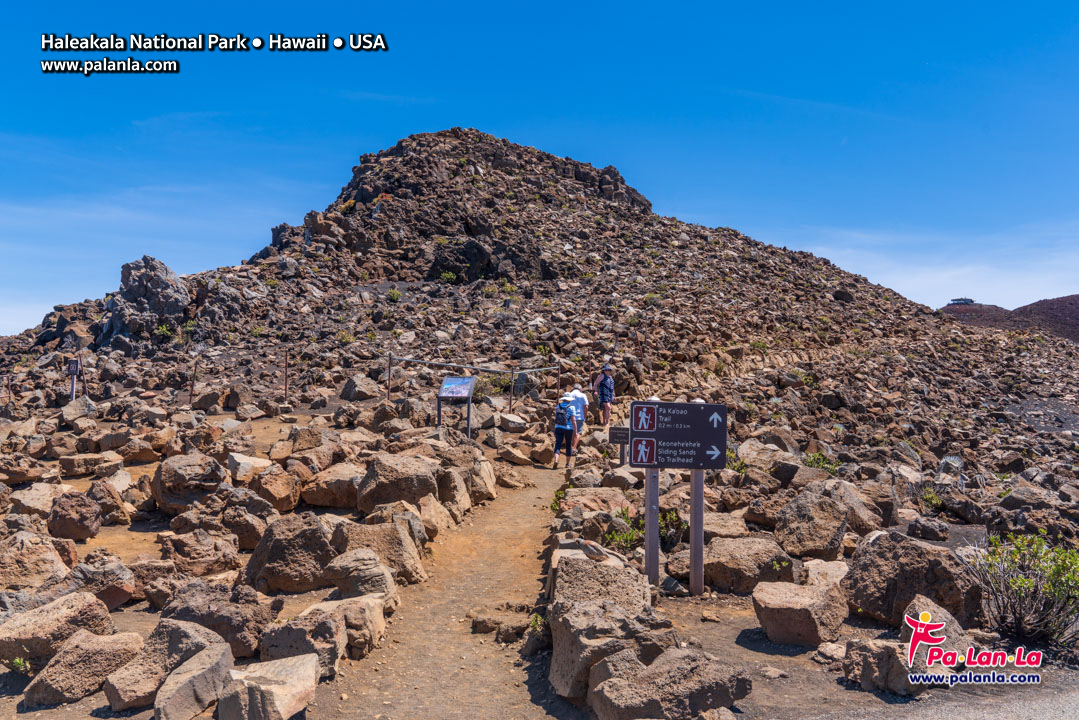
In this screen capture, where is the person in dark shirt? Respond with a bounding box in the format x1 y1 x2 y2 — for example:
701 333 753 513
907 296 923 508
592 363 616 430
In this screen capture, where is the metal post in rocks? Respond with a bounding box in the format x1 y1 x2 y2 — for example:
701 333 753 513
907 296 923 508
189 357 198 407
386 354 393 401
283 348 290 404
66 358 79 402
508 371 516 412
645 467 660 586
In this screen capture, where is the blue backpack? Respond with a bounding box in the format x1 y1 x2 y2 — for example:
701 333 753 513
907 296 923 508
554 402 572 428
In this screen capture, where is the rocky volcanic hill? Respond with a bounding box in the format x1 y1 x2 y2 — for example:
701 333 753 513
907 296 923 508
941 295 1079 343
0 128 1078 718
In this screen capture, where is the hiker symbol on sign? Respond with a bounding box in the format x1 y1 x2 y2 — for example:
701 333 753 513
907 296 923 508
634 404 657 432
633 438 655 465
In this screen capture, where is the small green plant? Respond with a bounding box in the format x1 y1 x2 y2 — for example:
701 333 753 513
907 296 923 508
153 324 173 339
387 288 402 303
482 284 498 297
8 657 30 675
643 292 661 306
604 527 643 554
962 530 1079 645
749 339 768 352
336 330 355 345
527 612 548 635
921 486 944 511
659 509 687 547
251 326 265 338
726 448 746 475
804 452 841 476
440 271 458 284
266 278 280 289
771 559 791 572
340 198 356 213
550 488 566 513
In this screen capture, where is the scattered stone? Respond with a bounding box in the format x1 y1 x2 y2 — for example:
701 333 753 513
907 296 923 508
217 653 321 720
23 629 143 707
752 581 848 647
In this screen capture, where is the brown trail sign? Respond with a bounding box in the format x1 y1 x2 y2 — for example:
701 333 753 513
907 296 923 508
629 400 728 595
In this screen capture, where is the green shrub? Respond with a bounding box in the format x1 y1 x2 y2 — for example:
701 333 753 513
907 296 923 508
804 452 841 476
7 657 30 675
340 198 356 214
643 293 661 306
921 486 944 511
336 330 355 345
726 448 747 475
440 271 457 284
962 531 1079 645
387 288 402 303
550 488 566 513
153 324 173 339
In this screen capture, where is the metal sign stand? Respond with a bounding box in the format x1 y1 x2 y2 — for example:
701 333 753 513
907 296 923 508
436 376 477 440
690 468 705 596
66 358 80 402
630 399 727 595
645 468 660 585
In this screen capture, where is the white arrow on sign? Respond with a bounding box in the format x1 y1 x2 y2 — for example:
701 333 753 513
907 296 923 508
707 445 721 460
709 412 722 427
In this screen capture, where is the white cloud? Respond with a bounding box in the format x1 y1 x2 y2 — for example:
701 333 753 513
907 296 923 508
754 220 1079 310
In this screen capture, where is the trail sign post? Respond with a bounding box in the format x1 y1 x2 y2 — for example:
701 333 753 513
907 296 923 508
629 400 727 593
66 358 80 402
608 425 629 466
628 401 728 470
437 376 477 439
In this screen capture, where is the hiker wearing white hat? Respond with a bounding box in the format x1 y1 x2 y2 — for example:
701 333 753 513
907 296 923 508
568 383 590 451
552 393 579 469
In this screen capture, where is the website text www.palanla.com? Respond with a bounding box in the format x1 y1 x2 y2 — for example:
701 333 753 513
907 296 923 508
908 671 1042 686
41 57 179 76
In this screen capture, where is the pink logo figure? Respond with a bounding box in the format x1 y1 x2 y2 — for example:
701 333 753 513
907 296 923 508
904 611 947 666
633 438 655 465
634 405 657 432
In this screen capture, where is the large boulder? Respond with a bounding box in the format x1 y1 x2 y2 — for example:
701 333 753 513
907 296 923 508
97 255 192 345
589 648 752 720
7 551 136 613
23 629 143 707
162 580 279 658
251 465 301 512
47 491 103 540
153 640 234 720
11 483 75 518
321 548 399 610
843 638 948 696
774 491 848 559
355 454 440 514
103 619 227 711
548 558 657 699
61 396 98 426
841 531 981 627
340 374 380 402
667 537 794 593
331 519 427 584
898 594 967 661
0 531 69 591
0 592 115 669
244 513 338 594
301 463 363 508
259 610 345 678
152 452 228 515
161 529 242 577
217 653 321 720
751 582 848 647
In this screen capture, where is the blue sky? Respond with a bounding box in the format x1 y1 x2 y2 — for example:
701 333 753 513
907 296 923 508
3 2 1078 334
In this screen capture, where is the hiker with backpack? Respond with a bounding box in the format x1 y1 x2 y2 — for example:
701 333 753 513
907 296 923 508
567 382 590 451
593 363 616 430
553 393 579 469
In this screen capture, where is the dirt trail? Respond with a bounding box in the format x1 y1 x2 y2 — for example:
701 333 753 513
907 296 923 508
309 463 586 720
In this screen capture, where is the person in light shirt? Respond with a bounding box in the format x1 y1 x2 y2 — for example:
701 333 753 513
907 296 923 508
567 383 589 451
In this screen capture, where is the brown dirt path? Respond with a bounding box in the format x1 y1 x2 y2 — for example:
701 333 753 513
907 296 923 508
308 463 587 720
